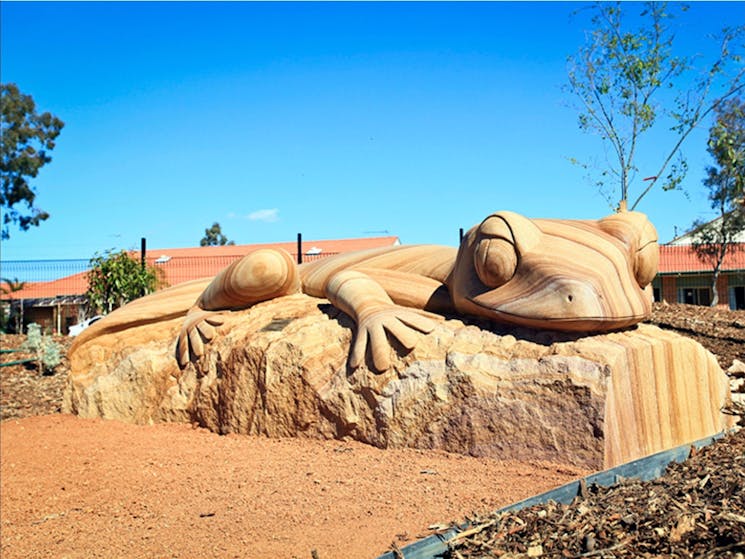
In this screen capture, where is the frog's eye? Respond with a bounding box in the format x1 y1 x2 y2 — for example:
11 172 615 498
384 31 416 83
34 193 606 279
473 216 518 288
635 242 658 288
474 237 517 288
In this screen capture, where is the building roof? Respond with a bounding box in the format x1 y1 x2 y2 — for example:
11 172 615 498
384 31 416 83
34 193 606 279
667 210 745 245
2 272 90 301
658 243 745 274
2 236 400 301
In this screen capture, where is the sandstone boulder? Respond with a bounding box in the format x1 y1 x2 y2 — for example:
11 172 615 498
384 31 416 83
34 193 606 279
65 294 732 469
729 360 745 415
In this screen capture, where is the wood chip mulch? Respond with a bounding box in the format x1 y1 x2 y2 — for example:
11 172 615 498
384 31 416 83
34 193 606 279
0 334 71 421
649 303 745 370
446 426 745 559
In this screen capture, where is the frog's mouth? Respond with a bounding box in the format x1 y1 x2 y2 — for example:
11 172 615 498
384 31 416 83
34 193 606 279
469 301 646 332
467 276 651 333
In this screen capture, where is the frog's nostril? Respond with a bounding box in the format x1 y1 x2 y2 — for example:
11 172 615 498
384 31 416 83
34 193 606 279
567 294 574 303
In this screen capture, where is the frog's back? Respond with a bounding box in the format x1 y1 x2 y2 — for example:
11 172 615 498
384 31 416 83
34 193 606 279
299 244 457 297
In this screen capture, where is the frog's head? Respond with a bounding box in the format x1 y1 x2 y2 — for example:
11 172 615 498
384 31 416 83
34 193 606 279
450 211 658 332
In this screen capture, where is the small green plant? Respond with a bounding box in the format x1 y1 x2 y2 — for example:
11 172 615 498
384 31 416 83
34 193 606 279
22 322 62 374
86 249 165 314
22 322 43 351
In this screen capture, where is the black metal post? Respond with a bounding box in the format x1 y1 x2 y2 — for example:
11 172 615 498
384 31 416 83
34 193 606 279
140 238 147 296
297 233 302 264
459 228 464 244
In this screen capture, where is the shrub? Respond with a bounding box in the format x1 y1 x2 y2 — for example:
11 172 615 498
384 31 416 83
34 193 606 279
22 323 62 374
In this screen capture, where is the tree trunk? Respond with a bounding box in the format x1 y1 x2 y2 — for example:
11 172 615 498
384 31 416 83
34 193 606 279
710 268 720 307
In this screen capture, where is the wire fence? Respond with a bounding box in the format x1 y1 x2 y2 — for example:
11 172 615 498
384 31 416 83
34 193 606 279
0 253 338 299
142 252 336 289
1 259 90 284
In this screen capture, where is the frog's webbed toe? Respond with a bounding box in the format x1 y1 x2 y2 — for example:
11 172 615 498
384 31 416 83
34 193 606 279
350 305 438 372
176 310 225 369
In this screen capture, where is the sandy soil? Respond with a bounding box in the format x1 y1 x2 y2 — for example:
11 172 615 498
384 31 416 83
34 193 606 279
0 415 585 559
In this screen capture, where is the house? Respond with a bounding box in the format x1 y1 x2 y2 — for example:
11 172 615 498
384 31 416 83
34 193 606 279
666 212 745 245
653 211 745 309
1 236 400 335
653 243 745 309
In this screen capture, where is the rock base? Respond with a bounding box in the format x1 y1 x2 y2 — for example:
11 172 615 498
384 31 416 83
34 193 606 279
65 294 732 469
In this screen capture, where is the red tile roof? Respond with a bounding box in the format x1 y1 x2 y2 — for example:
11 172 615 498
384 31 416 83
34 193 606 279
2 237 400 301
658 244 745 274
2 272 89 301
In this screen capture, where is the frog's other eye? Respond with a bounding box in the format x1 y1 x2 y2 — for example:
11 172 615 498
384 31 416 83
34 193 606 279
597 212 659 288
635 241 658 288
474 236 518 288
598 212 658 250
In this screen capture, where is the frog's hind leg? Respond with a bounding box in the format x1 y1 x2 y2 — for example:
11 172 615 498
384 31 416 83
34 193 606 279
198 248 301 311
177 248 301 367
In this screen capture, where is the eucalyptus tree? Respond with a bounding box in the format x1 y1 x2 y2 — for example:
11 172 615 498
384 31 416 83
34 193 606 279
691 98 745 306
1 83 64 239
566 2 744 211
200 222 235 246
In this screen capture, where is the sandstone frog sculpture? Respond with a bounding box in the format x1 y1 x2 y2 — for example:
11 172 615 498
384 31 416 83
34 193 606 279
174 210 658 371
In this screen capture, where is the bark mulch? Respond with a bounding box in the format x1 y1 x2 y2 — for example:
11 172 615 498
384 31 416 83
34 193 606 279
446 426 745 559
0 334 71 421
650 303 745 370
435 303 745 559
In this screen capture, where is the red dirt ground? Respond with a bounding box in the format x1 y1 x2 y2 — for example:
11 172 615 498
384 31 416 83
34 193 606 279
0 415 585 559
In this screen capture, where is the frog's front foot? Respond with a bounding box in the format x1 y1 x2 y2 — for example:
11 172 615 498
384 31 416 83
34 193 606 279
176 310 225 369
350 305 438 372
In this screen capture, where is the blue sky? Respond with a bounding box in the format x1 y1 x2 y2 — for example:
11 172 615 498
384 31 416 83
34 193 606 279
1 1 743 263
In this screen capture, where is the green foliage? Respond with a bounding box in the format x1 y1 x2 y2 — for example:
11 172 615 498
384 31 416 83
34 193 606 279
200 222 235 246
0 277 25 333
707 98 745 201
22 322 44 351
0 277 26 295
691 97 745 306
566 2 744 210
21 322 62 374
1 83 64 239
86 249 165 314
41 340 62 372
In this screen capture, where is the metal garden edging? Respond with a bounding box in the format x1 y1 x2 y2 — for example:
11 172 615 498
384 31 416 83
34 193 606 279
375 432 725 559
0 348 35 367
